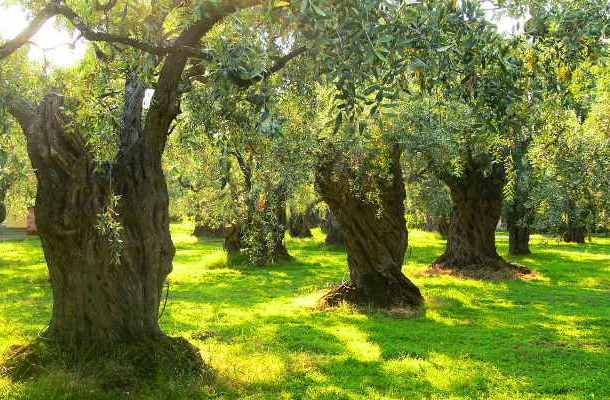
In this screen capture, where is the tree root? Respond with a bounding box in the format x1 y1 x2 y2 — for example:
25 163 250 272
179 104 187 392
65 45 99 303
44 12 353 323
1 335 212 391
427 258 531 280
319 281 424 314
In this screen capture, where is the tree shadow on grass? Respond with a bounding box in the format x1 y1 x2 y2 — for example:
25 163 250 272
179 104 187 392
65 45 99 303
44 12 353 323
161 232 610 398
1 227 609 399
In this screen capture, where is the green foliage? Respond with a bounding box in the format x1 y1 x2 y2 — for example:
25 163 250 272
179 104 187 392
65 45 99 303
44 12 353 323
531 98 610 235
95 193 124 265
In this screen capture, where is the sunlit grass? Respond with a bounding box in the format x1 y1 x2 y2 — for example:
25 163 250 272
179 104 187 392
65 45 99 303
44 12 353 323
0 224 608 399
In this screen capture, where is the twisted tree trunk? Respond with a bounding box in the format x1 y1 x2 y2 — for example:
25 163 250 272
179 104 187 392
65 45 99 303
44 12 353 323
4 55 203 364
9 86 180 349
316 145 423 309
433 162 530 278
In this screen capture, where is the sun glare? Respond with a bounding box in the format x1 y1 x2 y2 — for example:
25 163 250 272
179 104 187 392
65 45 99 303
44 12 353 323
0 4 86 67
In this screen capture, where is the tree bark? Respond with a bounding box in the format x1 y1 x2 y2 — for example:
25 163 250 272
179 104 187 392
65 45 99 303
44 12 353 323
224 223 242 253
0 190 6 224
433 162 530 278
316 145 423 309
8 86 180 348
562 200 587 243
563 226 585 243
261 185 290 261
288 211 313 238
193 223 227 238
323 209 345 246
508 224 531 254
505 139 533 255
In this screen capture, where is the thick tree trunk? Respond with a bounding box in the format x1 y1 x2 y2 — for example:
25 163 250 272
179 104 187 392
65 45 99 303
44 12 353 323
316 145 423 309
508 225 531 254
563 226 585 243
193 223 227 238
22 93 177 348
506 197 532 255
433 163 530 279
505 140 533 255
437 215 450 238
288 212 313 238
323 210 345 246
224 223 242 253
424 214 450 237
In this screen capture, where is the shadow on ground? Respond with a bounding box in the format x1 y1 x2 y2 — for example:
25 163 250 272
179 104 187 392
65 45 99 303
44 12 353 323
0 224 608 399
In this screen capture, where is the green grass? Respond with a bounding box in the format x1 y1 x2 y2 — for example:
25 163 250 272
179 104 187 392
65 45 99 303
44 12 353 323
0 224 609 399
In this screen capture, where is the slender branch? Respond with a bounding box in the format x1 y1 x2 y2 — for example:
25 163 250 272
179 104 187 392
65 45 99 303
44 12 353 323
53 4 215 60
0 1 220 61
0 2 60 60
227 46 308 88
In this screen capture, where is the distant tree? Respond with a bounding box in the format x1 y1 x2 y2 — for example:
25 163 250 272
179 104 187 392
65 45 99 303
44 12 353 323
531 99 610 242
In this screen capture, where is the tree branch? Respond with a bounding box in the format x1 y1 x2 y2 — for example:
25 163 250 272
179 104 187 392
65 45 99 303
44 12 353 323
227 46 308 88
0 2 60 60
142 0 266 158
0 1 220 61
1 91 36 134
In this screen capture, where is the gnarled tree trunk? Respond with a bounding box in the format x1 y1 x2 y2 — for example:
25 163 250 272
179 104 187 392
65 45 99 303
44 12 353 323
17 89 178 348
5 73 203 373
433 162 529 279
323 209 345 246
316 145 423 309
508 223 531 254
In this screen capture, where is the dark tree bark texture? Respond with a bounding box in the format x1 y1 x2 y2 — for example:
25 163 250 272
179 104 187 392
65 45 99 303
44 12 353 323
193 223 227 238
288 212 313 238
505 140 533 255
433 162 530 279
316 145 423 309
17 90 177 348
563 226 586 243
323 209 345 246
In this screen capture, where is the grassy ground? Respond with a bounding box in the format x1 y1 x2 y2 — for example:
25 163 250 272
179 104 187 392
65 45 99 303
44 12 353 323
0 224 609 399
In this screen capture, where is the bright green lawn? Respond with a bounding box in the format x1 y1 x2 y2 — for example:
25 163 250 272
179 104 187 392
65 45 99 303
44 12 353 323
0 225 609 399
